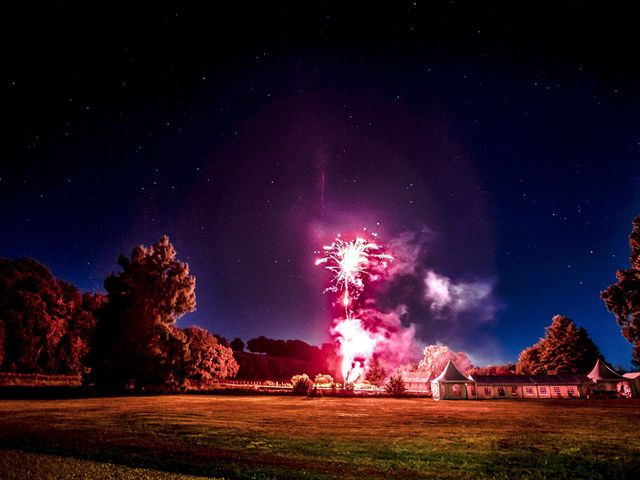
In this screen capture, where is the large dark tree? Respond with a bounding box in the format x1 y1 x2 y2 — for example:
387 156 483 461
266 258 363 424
516 315 601 374
0 257 103 374
601 215 640 367
89 236 196 388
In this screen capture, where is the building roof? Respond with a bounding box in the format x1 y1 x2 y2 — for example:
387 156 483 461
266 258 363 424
623 372 640 379
433 360 470 382
587 359 623 381
471 374 591 385
471 375 535 385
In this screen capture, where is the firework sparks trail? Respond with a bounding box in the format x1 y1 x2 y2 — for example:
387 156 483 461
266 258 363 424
316 235 394 383
315 236 393 316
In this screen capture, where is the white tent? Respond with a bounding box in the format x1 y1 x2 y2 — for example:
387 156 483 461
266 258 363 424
431 360 471 400
586 359 629 395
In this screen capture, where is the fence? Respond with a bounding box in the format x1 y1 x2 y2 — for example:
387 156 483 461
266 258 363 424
0 372 83 387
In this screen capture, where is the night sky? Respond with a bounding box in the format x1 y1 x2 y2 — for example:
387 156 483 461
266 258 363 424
3 2 640 368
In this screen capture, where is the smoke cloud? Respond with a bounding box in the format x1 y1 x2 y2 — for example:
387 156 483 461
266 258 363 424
373 228 501 355
358 305 420 369
423 270 496 322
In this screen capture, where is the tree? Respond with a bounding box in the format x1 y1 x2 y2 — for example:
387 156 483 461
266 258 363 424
314 373 334 384
291 373 313 395
516 315 601 374
365 356 387 386
57 290 106 374
212 333 229 347
601 215 640 367
416 345 473 382
384 375 406 396
0 257 102 374
89 236 197 388
180 326 239 386
540 315 601 374
516 346 542 374
246 336 326 361
230 337 245 352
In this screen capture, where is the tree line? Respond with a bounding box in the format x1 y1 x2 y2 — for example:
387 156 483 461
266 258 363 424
230 337 335 381
0 236 238 390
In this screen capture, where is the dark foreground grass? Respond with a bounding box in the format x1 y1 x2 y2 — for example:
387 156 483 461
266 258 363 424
0 448 215 479
0 396 639 479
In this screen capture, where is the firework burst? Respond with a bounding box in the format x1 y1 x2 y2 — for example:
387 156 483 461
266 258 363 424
315 235 393 316
316 234 393 383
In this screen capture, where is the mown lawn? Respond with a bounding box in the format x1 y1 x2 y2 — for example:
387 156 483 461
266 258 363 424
0 395 638 479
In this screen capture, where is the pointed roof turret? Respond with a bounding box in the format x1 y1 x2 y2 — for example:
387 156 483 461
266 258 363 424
587 359 623 382
434 360 470 382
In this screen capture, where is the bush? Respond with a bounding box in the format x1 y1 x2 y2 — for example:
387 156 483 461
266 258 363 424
291 374 313 395
385 375 406 396
314 373 334 385
340 382 355 395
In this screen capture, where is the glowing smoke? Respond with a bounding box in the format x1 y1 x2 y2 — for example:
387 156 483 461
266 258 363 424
316 235 399 383
330 318 376 383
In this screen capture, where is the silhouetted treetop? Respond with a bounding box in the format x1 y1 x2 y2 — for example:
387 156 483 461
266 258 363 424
516 314 601 374
601 215 640 366
246 335 330 362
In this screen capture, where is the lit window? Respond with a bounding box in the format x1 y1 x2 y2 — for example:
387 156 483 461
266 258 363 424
553 386 561 396
539 386 547 395
525 386 534 395
567 386 576 397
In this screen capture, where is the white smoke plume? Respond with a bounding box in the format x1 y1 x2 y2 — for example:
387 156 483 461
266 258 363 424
423 270 496 322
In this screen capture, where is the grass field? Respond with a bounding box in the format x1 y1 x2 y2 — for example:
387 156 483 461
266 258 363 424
0 395 639 479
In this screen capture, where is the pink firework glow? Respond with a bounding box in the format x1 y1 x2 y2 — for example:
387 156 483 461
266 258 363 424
315 235 394 383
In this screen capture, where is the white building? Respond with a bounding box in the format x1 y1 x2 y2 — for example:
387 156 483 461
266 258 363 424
430 359 635 400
